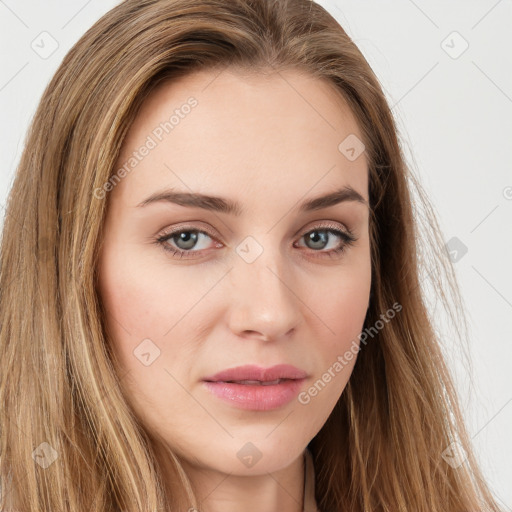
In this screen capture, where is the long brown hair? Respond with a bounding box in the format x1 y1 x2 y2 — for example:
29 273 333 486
0 0 502 510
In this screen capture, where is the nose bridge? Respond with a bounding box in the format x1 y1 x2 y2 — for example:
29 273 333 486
227 234 301 339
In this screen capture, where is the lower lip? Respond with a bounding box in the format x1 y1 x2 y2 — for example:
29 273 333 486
202 379 305 411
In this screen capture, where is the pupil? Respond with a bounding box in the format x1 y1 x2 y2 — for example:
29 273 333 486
307 230 327 250
175 231 198 250
172 230 330 252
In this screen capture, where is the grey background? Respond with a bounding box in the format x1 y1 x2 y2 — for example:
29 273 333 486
0 0 511 508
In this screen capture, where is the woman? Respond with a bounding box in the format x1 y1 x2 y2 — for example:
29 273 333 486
0 0 502 511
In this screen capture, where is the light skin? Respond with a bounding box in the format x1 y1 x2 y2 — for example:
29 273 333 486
97 68 371 512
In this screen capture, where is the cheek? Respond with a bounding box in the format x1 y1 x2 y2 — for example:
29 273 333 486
97 252 194 422
98 245 198 343
318 259 371 353
97 246 164 375
97 245 216 391
98 260 151 338
297 263 370 416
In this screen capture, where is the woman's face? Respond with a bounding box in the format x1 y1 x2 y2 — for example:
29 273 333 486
97 68 371 477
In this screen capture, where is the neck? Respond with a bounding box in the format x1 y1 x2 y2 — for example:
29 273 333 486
181 451 305 512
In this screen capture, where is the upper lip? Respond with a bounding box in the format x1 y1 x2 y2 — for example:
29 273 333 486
203 364 308 382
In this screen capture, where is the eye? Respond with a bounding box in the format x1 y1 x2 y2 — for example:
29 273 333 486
155 223 357 260
155 226 221 259
294 225 357 259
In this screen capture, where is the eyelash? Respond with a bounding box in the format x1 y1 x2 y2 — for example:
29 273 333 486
154 223 357 260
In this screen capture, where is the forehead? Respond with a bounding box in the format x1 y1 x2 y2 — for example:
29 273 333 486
112 68 369 209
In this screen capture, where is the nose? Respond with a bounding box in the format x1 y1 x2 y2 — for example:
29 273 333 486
226 241 303 342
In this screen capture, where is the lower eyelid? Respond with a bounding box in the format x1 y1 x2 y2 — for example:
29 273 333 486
163 227 342 243
160 230 219 252
161 229 353 257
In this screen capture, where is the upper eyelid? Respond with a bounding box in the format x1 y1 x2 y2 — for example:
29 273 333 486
159 220 352 241
157 221 355 250
159 222 219 241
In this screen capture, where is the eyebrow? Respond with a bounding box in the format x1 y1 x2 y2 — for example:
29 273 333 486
136 185 368 214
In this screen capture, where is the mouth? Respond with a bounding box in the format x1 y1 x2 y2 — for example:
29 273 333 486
201 364 308 411
202 363 308 383
207 378 291 386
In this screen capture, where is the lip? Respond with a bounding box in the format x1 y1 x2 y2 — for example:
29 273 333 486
202 364 308 383
202 364 308 411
